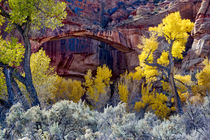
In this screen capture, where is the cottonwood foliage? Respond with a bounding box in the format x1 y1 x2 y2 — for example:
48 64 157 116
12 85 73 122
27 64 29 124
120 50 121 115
0 0 67 108
138 12 194 114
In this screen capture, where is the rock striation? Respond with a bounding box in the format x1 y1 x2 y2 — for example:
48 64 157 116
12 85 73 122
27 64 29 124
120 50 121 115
29 0 204 78
182 0 210 73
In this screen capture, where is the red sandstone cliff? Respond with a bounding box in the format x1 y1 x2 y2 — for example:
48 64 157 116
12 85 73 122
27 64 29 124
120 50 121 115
28 0 207 78
182 0 210 72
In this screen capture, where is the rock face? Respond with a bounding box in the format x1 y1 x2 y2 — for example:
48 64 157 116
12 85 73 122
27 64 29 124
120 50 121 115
41 37 128 79
182 0 210 72
30 0 203 79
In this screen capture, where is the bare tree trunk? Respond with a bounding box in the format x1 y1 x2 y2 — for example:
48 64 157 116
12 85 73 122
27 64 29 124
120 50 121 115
169 67 183 114
1 67 30 110
11 78 30 110
3 67 14 106
21 24 40 107
168 42 183 114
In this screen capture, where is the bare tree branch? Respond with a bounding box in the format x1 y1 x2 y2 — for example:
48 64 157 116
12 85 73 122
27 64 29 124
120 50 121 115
145 61 169 71
174 78 192 93
11 68 26 85
0 62 26 85
144 50 169 71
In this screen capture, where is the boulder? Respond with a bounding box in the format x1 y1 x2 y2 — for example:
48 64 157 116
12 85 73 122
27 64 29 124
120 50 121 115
182 0 210 72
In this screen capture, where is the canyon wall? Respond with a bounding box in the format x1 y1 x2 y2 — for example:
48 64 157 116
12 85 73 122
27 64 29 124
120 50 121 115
30 0 207 79
182 0 210 73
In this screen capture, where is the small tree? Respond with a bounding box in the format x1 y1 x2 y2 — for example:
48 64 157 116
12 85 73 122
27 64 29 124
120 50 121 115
134 84 172 118
138 12 194 114
84 65 112 111
19 49 59 106
195 59 210 95
52 77 85 103
117 72 172 118
0 0 67 106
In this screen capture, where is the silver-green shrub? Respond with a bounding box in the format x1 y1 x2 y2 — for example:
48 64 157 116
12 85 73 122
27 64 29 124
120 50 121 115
2 100 98 140
180 96 210 139
151 115 186 140
47 100 98 139
97 103 139 139
0 97 209 140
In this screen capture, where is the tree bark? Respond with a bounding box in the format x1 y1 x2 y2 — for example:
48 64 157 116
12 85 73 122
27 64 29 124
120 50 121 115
0 65 30 109
3 67 14 106
169 67 183 114
11 77 30 110
168 41 183 114
20 23 40 107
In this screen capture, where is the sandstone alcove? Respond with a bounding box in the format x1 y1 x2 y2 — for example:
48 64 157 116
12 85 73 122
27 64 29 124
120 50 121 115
41 37 130 79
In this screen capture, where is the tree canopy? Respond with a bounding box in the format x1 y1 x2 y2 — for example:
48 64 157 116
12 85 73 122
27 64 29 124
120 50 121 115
0 0 67 107
138 12 194 114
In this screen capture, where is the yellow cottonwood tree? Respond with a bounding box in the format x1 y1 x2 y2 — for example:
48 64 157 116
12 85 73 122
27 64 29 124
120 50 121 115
183 59 210 104
117 70 143 105
16 49 58 106
138 34 159 82
52 77 85 103
30 49 58 105
117 71 173 118
84 65 112 110
162 74 192 105
195 59 210 95
134 84 172 118
118 83 129 103
138 12 194 114
0 0 67 107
